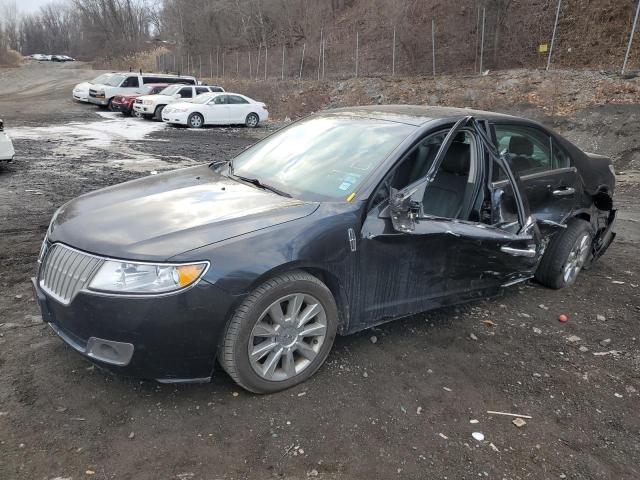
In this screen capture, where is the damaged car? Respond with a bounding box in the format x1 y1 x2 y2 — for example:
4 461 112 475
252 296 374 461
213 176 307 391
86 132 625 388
33 106 616 393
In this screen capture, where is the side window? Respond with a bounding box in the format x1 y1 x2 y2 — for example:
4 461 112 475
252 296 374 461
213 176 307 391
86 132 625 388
195 87 210 95
178 87 193 98
372 130 476 220
494 125 551 176
551 139 571 169
122 76 139 88
210 86 224 92
212 95 228 104
227 95 249 104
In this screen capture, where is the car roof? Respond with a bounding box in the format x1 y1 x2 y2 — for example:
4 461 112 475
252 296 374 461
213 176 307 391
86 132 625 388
321 105 522 126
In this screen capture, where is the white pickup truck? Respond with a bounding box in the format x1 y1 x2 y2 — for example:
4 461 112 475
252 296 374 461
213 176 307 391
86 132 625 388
133 84 225 120
72 73 118 102
88 73 197 109
0 119 15 163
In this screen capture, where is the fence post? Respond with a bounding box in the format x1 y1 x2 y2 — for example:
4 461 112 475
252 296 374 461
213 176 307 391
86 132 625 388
199 55 202 79
299 43 306 80
474 6 480 73
256 45 261 81
216 47 219 77
264 45 268 80
222 51 225 77
392 26 396 76
318 28 323 80
209 52 212 78
622 0 640 74
479 8 486 74
547 0 562 71
431 19 436 78
282 44 285 80
355 31 359 77
236 51 239 77
249 51 252 79
322 39 326 79
173 54 176 73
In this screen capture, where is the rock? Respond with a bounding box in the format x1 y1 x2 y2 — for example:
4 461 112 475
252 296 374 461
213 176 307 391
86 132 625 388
55 406 67 413
532 372 542 378
533 327 542 334
512 418 527 428
599 338 612 347
370 335 377 344
472 432 485 441
232 392 239 397
19 443 25 448
625 385 637 394
579 346 589 353
538 304 548 310
85 470 95 475
128 431 135 439
416 406 423 415
15 294 23 299
567 335 581 343
469 419 479 424
614 393 623 398
308 469 319 477
596 314 606 321
470 333 478 341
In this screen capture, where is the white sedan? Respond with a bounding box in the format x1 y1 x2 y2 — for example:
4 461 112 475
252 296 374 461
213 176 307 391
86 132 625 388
162 92 268 128
0 119 15 163
72 73 117 102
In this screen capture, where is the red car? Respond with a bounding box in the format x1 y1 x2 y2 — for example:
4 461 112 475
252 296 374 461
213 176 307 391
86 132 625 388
111 84 169 116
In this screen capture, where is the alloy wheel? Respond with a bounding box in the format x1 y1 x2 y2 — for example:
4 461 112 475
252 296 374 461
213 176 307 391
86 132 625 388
248 293 327 381
563 232 591 284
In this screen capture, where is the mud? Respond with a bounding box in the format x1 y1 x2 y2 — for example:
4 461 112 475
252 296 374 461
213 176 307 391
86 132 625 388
0 62 639 480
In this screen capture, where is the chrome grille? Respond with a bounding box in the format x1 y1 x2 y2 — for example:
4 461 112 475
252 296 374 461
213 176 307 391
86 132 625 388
39 244 103 305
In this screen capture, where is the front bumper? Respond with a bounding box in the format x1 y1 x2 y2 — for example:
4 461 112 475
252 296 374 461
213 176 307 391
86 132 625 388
73 92 89 102
32 275 236 382
0 133 15 161
133 103 154 115
88 96 109 106
111 101 132 113
162 111 189 125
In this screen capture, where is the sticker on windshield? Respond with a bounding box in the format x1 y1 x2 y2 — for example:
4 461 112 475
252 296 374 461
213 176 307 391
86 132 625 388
338 182 352 191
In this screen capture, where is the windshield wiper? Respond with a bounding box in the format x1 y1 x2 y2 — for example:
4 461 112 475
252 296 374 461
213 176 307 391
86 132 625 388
231 173 292 198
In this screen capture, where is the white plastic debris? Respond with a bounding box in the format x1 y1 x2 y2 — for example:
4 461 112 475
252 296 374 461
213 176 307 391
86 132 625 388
472 432 485 441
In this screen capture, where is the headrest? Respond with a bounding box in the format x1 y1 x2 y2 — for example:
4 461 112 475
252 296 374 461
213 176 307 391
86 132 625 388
509 136 533 156
441 142 470 175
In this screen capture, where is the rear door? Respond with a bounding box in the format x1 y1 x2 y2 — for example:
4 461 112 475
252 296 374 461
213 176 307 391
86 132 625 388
491 123 579 224
226 94 252 123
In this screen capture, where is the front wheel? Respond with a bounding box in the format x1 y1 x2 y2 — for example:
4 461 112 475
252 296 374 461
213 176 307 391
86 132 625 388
535 219 593 289
245 113 259 128
154 105 166 121
219 271 338 393
187 112 204 128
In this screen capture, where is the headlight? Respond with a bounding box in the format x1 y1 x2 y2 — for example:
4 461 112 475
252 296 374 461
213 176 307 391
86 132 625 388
142 99 153 105
88 260 208 294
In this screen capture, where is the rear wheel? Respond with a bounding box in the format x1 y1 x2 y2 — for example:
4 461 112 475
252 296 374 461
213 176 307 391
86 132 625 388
535 219 593 289
219 271 338 393
245 113 259 128
187 112 204 129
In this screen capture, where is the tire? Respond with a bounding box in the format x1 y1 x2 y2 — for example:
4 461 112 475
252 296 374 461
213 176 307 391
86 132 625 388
187 112 204 129
245 113 259 128
154 105 166 121
107 98 114 111
535 218 593 289
219 271 338 394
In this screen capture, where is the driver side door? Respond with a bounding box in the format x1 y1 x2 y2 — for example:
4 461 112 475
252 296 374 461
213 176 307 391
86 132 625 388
355 118 543 329
204 95 230 124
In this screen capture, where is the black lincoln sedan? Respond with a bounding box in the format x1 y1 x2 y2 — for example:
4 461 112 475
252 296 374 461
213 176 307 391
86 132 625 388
33 106 616 393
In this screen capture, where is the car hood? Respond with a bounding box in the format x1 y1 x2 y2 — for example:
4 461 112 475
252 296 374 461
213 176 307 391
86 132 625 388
141 94 174 103
166 101 194 110
74 82 91 91
48 165 319 261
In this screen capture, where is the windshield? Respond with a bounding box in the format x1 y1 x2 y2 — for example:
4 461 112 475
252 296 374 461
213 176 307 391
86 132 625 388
159 85 182 95
230 115 415 201
102 74 125 87
191 93 215 104
90 74 113 84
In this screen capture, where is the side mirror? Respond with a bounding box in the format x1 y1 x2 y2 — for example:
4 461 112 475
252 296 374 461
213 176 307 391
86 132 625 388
389 186 422 233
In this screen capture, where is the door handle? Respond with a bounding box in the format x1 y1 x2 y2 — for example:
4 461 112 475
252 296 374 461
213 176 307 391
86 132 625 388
552 187 575 197
500 246 537 257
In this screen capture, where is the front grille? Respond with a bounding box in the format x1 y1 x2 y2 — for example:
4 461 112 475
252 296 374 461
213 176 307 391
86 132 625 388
89 89 97 98
135 99 142 104
39 244 103 305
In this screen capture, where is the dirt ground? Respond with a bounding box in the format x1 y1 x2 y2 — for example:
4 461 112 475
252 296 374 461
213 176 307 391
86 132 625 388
0 61 639 480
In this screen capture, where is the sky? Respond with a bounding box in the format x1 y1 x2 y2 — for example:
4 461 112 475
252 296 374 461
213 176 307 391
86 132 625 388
8 0 61 13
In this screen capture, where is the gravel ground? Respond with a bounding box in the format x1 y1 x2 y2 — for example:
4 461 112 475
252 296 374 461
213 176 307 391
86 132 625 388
0 62 639 480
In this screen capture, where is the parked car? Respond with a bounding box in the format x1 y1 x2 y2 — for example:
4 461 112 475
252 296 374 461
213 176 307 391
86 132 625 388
0 119 15 163
88 73 197 109
51 55 66 62
133 84 224 120
111 84 169 116
30 54 50 61
72 73 118 103
162 92 268 128
33 106 616 392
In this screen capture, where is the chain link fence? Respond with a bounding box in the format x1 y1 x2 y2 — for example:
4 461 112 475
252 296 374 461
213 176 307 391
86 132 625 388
153 0 640 81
